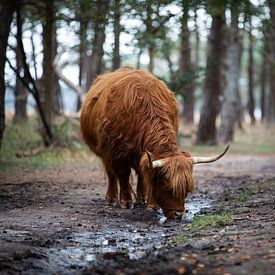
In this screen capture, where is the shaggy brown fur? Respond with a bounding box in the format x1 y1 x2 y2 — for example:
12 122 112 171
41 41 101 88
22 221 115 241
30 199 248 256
80 67 195 218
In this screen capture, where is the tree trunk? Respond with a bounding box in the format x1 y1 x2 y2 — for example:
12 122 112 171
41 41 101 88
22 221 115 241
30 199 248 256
236 31 244 130
260 52 267 122
14 3 27 123
194 8 200 67
51 22 62 115
179 0 195 124
136 48 143 69
145 0 155 73
112 0 121 70
163 42 176 84
0 0 17 149
247 15 256 125
44 0 54 128
218 3 241 143
267 0 275 123
52 22 63 116
8 30 54 146
86 1 108 91
196 14 225 145
77 0 88 110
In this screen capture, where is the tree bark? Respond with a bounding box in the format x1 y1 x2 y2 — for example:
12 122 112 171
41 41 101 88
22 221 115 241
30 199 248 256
14 3 27 123
260 52 267 122
51 22 62 115
0 0 17 149
267 0 275 123
179 0 195 124
44 0 54 128
77 0 88 110
247 15 256 125
136 48 143 69
218 2 242 143
86 1 109 91
145 0 154 73
196 14 225 145
112 0 121 70
194 8 200 67
236 30 244 130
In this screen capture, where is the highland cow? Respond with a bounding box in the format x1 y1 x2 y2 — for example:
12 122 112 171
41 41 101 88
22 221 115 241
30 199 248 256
80 67 229 219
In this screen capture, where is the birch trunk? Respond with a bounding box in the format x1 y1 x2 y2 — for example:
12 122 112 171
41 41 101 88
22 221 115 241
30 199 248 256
219 3 241 143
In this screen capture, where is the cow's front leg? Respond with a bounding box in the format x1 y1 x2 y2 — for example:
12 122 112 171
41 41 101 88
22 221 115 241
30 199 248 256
119 179 133 209
105 170 118 206
146 184 160 211
136 173 146 205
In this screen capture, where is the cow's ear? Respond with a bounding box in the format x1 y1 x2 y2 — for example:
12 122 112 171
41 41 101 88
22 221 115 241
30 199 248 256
181 151 191 158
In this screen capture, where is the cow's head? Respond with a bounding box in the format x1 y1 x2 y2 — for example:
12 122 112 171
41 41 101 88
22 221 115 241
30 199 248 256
140 143 230 220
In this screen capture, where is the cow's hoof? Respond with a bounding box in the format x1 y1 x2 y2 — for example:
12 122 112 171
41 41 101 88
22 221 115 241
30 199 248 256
134 198 146 208
147 204 160 212
107 198 118 206
120 200 133 209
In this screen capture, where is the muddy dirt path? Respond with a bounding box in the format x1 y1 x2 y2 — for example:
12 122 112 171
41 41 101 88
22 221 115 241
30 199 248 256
0 155 275 274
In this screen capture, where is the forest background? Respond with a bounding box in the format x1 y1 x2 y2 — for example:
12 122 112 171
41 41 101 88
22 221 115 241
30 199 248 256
0 0 275 169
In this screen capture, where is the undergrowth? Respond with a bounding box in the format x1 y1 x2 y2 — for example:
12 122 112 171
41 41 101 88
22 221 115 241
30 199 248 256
180 123 275 154
0 117 92 172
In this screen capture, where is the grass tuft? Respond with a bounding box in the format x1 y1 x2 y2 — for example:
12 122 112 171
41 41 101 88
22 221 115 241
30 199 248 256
189 211 232 232
174 235 188 244
236 189 255 203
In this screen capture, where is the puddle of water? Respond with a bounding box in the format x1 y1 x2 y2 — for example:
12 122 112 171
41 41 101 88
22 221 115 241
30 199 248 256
184 196 212 221
45 197 212 270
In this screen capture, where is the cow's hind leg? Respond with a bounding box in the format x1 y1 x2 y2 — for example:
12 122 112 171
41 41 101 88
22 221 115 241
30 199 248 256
105 170 118 206
115 164 132 209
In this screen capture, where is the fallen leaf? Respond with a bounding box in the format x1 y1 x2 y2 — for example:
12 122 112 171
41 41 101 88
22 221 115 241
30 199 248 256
241 255 252 261
212 235 221 241
197 263 205 269
177 266 186 274
187 258 197 265
228 247 240 253
214 267 224 273
263 254 275 259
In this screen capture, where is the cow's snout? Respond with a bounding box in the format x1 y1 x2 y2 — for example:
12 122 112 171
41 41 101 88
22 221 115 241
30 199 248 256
164 209 184 220
175 211 184 218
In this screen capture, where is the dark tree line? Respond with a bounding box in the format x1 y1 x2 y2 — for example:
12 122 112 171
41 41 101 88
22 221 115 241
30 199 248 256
0 0 274 151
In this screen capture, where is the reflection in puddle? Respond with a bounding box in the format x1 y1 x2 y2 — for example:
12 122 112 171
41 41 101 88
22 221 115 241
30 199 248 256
47 197 212 269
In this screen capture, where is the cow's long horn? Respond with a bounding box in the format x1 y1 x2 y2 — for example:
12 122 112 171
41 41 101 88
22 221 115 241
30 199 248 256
145 149 153 168
145 149 168 168
190 142 231 164
152 159 168 168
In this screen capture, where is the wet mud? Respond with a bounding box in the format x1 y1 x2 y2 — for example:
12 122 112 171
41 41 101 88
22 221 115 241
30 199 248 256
0 155 275 274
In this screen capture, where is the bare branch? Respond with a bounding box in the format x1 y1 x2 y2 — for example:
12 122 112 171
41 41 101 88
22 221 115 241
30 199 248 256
53 49 85 103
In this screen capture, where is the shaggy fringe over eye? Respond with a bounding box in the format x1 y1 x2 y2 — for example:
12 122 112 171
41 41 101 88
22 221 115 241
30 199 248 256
161 155 195 196
140 153 196 198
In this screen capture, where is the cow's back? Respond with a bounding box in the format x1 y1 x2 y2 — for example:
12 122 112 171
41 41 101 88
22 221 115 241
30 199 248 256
80 67 179 164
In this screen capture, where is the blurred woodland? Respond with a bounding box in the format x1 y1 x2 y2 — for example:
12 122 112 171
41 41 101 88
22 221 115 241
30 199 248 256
0 0 275 160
